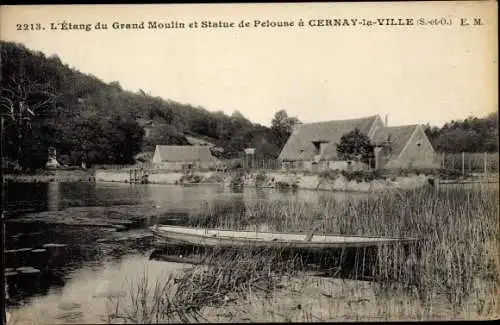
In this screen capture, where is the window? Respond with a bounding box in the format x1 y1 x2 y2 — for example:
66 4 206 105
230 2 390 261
312 142 321 155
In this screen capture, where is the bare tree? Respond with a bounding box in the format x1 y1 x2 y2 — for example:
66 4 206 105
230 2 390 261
0 63 58 170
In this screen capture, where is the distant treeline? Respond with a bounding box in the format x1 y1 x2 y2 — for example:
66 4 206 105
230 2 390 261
1 41 497 171
424 112 498 153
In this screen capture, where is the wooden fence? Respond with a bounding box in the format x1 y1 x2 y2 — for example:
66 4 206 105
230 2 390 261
93 152 498 177
92 163 154 170
438 152 499 175
92 164 133 170
220 158 282 171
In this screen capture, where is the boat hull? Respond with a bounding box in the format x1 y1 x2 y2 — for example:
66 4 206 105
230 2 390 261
150 225 421 250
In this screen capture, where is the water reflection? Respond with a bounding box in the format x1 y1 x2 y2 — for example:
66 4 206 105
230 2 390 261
9 254 191 325
7 182 371 216
46 182 61 211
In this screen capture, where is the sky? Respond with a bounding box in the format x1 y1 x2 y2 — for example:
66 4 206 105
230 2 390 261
1 2 497 128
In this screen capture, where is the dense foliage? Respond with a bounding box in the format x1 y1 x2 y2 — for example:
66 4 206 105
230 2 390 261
270 109 300 149
336 128 374 164
0 42 291 170
424 112 498 153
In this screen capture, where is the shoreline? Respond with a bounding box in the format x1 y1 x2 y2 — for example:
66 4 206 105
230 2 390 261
5 169 95 183
6 169 498 193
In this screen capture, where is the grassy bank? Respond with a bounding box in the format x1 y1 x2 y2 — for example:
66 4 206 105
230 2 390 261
5 169 95 183
104 183 498 322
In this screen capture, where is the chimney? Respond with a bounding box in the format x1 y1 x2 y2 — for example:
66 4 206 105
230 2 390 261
384 114 388 127
292 121 303 133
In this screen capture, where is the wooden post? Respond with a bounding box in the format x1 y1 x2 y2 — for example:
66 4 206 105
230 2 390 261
469 153 472 175
462 152 465 176
441 152 445 169
484 152 487 175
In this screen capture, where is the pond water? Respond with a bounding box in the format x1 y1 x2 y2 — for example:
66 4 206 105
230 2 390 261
5 181 371 215
5 181 371 324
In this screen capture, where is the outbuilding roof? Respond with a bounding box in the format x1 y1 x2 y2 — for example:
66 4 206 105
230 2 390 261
154 145 217 162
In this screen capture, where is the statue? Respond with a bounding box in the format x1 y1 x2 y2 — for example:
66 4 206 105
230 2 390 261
46 147 60 169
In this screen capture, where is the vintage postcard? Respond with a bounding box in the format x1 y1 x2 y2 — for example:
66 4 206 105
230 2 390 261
0 1 498 323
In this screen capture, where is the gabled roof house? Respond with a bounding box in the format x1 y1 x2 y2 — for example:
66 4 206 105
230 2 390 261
278 115 437 170
279 115 384 162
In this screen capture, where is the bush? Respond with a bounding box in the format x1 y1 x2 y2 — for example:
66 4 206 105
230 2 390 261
340 170 385 183
230 171 244 188
377 168 440 180
255 171 267 182
438 168 467 180
318 169 342 180
229 161 243 170
180 174 203 184
275 181 298 191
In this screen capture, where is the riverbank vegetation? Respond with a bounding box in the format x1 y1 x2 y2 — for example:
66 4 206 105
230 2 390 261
316 167 468 183
104 184 498 322
4 168 95 183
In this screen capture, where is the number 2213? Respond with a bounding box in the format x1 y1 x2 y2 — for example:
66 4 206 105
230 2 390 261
16 23 42 31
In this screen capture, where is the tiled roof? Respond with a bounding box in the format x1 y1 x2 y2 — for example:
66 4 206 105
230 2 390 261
371 125 419 158
155 145 217 162
278 115 379 161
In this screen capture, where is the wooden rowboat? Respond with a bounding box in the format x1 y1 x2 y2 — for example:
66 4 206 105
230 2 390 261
150 224 421 250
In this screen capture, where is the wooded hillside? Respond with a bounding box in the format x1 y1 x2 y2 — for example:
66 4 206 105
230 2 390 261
1 41 286 171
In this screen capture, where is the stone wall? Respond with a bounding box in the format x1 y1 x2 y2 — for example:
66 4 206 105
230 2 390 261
95 168 431 192
95 169 220 184
148 172 185 184
241 171 431 192
94 170 130 182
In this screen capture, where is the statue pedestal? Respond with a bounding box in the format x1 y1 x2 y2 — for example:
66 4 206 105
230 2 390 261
46 157 60 169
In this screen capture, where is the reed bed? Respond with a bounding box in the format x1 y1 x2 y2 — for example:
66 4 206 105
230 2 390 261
246 184 498 316
108 183 499 322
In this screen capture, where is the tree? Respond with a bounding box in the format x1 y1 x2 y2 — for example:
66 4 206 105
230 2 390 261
106 115 145 164
425 112 498 153
1 43 59 170
142 124 189 151
336 128 374 164
271 110 300 150
231 110 247 121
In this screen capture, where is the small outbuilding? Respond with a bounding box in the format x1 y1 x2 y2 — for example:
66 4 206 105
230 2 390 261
152 145 219 171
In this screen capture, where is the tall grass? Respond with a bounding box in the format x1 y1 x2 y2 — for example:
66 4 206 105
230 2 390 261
110 184 499 321
174 248 303 307
104 248 303 323
253 185 497 308
196 184 499 316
